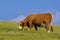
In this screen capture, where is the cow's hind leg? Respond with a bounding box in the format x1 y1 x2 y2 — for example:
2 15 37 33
45 23 50 33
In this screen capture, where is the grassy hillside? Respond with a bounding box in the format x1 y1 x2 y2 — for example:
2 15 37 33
0 21 60 40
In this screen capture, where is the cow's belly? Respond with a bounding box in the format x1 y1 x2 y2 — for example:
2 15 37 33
33 21 42 25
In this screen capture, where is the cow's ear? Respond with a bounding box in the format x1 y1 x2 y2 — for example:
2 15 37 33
20 21 24 25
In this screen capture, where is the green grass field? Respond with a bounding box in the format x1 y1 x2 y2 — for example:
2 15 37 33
0 21 60 40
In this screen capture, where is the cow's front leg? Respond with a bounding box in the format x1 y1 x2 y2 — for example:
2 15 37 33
34 25 37 31
28 22 32 30
30 24 32 30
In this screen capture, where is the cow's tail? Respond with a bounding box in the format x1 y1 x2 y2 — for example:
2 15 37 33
51 23 53 32
50 14 53 32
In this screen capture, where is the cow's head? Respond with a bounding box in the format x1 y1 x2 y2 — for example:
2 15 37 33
18 21 24 30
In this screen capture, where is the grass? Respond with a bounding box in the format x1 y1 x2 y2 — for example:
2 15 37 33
0 21 60 40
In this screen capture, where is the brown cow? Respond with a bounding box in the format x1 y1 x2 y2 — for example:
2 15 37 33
19 13 53 33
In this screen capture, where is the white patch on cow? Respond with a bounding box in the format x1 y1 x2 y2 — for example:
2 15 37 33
48 30 50 33
19 25 22 30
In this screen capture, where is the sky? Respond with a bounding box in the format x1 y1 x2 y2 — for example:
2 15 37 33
0 0 60 25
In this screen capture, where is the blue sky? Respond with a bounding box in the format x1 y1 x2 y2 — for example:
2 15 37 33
0 0 60 25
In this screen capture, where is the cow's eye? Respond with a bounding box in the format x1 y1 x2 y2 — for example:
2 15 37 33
20 24 22 26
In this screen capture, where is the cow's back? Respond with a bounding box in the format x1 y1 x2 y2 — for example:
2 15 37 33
21 13 52 26
27 13 52 25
